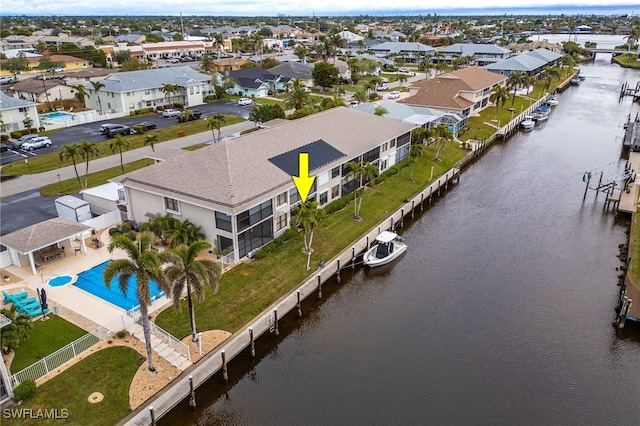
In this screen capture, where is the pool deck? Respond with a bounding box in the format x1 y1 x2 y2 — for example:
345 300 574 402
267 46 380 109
1 231 168 331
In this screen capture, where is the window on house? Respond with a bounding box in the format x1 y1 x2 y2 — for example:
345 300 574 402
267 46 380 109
331 184 340 199
275 213 287 231
289 187 300 205
276 192 287 206
331 166 340 179
215 211 232 232
236 200 273 232
319 191 328 206
164 197 179 213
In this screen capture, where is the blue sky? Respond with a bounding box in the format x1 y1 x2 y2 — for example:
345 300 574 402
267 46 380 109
2 1 638 17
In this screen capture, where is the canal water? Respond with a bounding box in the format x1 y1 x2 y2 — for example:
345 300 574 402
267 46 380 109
160 55 640 425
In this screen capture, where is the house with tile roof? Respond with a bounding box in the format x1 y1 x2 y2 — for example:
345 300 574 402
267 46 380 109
0 91 40 133
482 48 562 77
113 107 414 261
435 43 511 66
399 66 507 117
81 66 212 114
368 42 435 63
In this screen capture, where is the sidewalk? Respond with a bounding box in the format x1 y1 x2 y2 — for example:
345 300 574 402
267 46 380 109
1 121 255 198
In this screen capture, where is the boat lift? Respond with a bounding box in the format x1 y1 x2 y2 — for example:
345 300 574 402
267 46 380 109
581 160 635 203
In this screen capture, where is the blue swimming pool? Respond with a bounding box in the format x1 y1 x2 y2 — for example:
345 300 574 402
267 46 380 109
73 261 164 311
47 274 75 287
41 111 75 121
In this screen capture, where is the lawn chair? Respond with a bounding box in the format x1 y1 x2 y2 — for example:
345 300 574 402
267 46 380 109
2 290 28 305
23 305 48 317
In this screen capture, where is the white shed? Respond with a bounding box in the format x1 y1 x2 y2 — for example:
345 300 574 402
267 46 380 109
80 183 123 216
54 196 92 222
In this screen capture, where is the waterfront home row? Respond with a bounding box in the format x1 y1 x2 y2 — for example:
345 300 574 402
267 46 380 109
113 107 415 261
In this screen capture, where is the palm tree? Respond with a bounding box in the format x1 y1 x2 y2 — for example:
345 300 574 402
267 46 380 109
284 78 309 111
199 54 213 72
541 66 560 92
624 27 640 58
159 241 220 342
144 134 158 152
345 160 379 219
71 84 89 108
78 139 100 188
431 124 454 161
374 105 388 116
408 143 424 181
170 219 205 247
161 83 179 107
397 74 408 88
490 85 509 119
507 71 527 107
0 304 32 354
91 81 105 112
59 143 83 187
294 45 307 62
104 233 170 372
212 34 225 61
206 113 227 143
352 89 368 103
110 134 129 173
248 33 264 61
140 212 177 246
292 200 326 254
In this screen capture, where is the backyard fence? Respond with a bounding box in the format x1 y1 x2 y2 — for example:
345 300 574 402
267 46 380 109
10 313 141 386
11 332 100 386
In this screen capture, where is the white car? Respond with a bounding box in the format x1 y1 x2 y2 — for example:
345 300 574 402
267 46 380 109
162 109 181 117
349 101 360 107
21 136 52 151
238 98 253 106
387 91 401 99
376 84 389 91
0 76 16 84
380 77 389 83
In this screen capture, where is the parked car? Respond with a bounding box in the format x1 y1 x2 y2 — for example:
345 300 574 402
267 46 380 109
100 123 131 137
162 109 181 117
380 77 389 83
48 67 65 73
376 84 389 91
387 91 401 99
10 134 39 149
0 76 16 84
137 121 157 130
21 136 52 151
398 67 411 74
177 109 203 122
349 101 360 107
238 98 253 106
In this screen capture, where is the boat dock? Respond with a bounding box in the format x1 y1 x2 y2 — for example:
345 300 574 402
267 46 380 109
619 81 640 102
122 167 464 425
621 112 640 151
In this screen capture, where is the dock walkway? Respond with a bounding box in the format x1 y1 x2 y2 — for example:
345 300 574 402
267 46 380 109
122 168 464 425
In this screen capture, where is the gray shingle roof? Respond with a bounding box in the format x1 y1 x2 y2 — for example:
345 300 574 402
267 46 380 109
526 48 563 62
268 62 313 80
483 54 547 72
437 43 511 56
0 217 92 253
0 91 38 111
354 101 444 126
369 42 434 54
115 107 414 214
95 66 211 93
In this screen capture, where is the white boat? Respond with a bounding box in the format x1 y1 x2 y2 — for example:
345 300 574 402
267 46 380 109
520 115 535 130
532 111 549 122
363 231 407 268
546 96 559 106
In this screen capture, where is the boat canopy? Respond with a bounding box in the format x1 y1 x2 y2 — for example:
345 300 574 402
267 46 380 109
375 231 398 243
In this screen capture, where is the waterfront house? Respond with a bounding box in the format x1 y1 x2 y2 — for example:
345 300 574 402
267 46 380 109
399 66 507 117
435 43 511 66
482 48 562 77
367 41 435 63
81 66 212 114
112 107 414 261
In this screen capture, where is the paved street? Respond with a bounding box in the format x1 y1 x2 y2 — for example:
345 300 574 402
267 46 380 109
0 121 255 240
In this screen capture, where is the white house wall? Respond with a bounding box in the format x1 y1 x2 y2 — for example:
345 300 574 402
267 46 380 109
0 105 40 132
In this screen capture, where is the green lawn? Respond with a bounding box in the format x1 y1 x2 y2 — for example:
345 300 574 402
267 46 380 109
2 114 245 176
10 315 88 374
3 346 142 426
155 141 467 338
